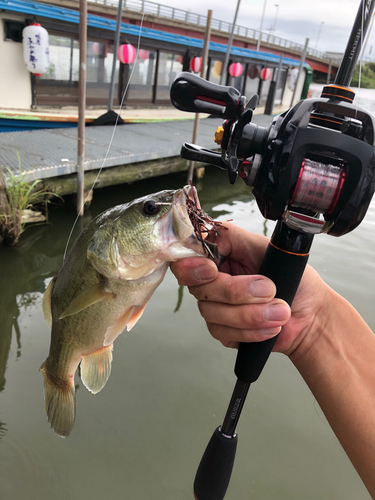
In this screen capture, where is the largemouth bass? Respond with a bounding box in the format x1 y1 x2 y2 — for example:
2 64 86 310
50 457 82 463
40 186 210 437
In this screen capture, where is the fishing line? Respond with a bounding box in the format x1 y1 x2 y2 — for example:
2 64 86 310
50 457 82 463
357 2 364 94
63 13 146 262
355 5 375 112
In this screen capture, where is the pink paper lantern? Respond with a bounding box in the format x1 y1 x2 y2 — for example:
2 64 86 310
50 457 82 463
138 49 149 61
92 42 100 56
117 44 136 64
228 62 243 78
260 67 272 81
190 57 202 74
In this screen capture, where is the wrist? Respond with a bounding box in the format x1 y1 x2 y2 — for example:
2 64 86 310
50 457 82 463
289 282 340 371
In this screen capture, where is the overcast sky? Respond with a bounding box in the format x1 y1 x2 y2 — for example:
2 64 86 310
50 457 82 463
160 0 374 57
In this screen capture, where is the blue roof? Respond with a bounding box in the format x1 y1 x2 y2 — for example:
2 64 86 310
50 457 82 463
1 0 309 67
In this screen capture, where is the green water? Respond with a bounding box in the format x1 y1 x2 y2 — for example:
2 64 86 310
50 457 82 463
0 168 373 500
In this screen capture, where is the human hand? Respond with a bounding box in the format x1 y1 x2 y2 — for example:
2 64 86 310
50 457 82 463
171 222 330 356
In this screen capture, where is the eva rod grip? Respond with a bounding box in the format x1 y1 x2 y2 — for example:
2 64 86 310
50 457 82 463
193 427 238 500
235 226 312 383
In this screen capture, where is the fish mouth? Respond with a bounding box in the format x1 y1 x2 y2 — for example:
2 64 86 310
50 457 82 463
172 185 225 264
172 185 200 241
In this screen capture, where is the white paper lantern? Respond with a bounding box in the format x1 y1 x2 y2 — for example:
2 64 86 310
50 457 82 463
22 23 50 75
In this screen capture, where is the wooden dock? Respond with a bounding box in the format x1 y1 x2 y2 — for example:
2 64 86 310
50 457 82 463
0 114 274 196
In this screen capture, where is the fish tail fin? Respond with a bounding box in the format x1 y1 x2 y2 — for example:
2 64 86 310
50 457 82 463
80 344 113 395
40 360 75 438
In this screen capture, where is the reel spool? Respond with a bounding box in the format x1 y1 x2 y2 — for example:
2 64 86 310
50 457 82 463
290 158 346 215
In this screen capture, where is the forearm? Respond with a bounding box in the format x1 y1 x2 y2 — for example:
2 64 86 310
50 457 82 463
291 287 375 498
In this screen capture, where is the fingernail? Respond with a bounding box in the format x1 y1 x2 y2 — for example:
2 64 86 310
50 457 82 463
249 279 275 297
194 264 216 281
260 326 281 336
264 303 289 322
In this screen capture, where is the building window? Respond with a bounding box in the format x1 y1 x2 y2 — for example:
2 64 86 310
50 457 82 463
4 20 25 42
126 49 157 103
209 60 223 85
156 52 183 102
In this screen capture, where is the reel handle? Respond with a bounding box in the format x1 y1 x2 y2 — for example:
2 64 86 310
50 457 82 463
170 72 243 118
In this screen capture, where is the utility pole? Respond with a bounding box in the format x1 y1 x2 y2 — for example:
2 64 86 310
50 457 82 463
77 0 87 216
187 9 213 183
220 0 241 85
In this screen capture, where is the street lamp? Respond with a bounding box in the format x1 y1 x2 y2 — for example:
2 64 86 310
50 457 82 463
272 4 279 37
315 21 324 50
257 0 267 51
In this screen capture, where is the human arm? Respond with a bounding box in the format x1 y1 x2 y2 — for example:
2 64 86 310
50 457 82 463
170 222 375 498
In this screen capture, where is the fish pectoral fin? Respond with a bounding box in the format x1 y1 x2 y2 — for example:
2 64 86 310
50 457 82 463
59 282 110 320
103 308 134 347
127 305 147 331
42 277 56 327
80 345 113 395
102 304 147 347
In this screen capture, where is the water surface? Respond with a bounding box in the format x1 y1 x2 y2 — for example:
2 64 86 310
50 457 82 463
0 167 373 500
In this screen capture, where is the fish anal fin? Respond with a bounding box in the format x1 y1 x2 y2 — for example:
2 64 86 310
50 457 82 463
127 305 147 331
40 360 75 438
42 277 56 328
59 282 110 320
103 308 134 347
80 345 113 395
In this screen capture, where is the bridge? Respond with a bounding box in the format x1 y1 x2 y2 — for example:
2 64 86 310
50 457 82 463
41 0 340 77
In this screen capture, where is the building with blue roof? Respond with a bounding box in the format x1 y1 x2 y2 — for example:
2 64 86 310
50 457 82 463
0 0 310 110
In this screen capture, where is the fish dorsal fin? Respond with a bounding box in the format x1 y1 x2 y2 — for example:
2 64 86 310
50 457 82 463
59 282 109 320
127 305 147 331
42 277 56 327
80 345 113 394
103 308 134 347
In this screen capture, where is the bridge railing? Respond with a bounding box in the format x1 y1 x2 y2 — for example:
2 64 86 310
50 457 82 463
89 0 340 63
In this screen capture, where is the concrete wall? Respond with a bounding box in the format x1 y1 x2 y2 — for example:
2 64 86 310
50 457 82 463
0 13 32 109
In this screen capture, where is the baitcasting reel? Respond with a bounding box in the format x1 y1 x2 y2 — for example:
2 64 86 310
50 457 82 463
170 72 375 238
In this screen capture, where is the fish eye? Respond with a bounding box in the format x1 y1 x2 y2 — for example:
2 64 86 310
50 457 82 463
143 199 160 216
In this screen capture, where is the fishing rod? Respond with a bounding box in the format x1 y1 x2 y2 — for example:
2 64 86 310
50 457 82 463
170 0 375 498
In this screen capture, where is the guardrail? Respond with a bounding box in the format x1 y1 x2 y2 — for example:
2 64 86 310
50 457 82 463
88 0 341 63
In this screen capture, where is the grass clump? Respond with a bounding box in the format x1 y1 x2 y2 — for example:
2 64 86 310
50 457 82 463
0 152 57 246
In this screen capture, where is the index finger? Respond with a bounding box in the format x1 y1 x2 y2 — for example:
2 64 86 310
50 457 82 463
170 257 218 286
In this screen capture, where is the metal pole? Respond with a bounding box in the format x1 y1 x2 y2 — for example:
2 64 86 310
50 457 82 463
220 0 241 85
77 0 87 216
256 0 267 51
327 59 332 84
314 21 324 50
108 0 123 111
265 54 283 115
290 37 309 108
187 9 213 183
272 4 279 36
